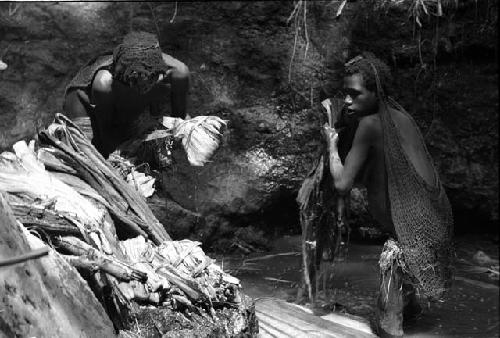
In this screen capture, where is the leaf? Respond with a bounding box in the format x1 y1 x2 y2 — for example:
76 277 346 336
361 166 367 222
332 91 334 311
126 171 155 198
144 129 171 142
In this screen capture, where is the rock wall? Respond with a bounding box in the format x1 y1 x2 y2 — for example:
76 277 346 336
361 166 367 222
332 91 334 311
0 1 497 243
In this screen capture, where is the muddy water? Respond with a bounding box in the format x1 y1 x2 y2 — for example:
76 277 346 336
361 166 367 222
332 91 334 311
216 235 499 338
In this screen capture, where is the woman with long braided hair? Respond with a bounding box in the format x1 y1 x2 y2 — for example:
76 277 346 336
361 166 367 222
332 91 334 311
63 31 190 157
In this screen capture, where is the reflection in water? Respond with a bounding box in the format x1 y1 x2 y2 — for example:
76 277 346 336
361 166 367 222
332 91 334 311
216 235 499 338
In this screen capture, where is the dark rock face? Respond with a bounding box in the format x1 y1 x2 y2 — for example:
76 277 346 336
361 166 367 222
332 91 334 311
161 106 316 215
0 1 497 241
147 192 205 240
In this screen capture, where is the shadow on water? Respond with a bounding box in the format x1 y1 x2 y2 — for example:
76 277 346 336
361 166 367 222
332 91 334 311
216 234 499 338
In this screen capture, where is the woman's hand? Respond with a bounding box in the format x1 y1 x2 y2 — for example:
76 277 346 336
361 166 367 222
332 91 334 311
323 123 339 150
158 69 173 84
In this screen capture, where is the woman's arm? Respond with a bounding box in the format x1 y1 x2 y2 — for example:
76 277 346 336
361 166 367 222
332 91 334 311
89 70 115 157
162 53 190 119
325 117 375 195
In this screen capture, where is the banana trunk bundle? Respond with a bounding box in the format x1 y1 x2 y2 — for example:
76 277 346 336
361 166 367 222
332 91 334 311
0 115 241 328
39 114 170 244
0 114 241 330
119 237 242 307
0 141 114 254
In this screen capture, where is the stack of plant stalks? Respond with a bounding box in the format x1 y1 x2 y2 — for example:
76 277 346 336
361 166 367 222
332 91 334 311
1 139 138 329
0 140 115 253
118 237 242 310
38 114 170 244
0 114 243 331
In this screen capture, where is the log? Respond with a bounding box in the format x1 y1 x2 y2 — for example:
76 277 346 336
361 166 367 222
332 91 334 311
55 236 147 283
156 264 205 301
63 254 147 283
0 192 115 337
0 247 49 267
10 203 82 237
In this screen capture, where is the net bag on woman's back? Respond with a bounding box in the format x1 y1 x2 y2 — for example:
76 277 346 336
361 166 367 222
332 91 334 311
381 97 454 300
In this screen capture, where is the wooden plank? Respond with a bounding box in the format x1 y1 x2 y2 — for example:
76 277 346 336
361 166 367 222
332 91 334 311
256 310 338 337
257 299 354 336
256 298 377 338
258 312 307 337
259 319 284 337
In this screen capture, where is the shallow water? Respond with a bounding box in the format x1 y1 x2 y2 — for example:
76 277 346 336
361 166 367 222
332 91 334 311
216 235 499 338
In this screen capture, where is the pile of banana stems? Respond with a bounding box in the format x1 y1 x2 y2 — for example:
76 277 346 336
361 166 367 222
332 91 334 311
39 114 170 244
0 114 241 330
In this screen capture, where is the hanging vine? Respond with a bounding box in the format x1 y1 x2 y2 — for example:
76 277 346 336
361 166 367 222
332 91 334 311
287 0 311 83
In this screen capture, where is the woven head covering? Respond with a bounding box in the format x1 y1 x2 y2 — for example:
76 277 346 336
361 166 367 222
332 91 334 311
112 31 169 94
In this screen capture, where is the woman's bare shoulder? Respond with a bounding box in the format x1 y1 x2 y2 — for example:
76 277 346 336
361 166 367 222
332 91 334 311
90 69 114 105
92 69 113 94
359 114 382 132
356 114 383 144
